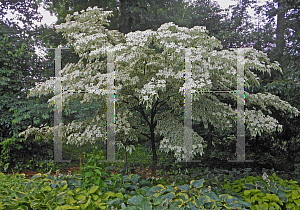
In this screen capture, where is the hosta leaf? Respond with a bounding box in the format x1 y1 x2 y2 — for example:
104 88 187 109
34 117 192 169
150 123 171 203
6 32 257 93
191 179 205 188
88 185 99 194
178 184 190 192
244 183 256 189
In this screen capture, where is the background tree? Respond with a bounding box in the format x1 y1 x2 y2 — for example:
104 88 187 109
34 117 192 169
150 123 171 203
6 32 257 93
0 0 99 173
0 9 60 171
243 0 300 171
184 0 225 38
0 0 43 30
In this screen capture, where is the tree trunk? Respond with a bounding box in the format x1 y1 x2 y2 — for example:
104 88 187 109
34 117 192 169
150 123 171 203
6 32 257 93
275 0 287 64
150 124 158 177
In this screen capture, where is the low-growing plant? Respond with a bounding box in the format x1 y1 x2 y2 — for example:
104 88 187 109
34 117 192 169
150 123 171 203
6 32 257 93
37 161 56 174
0 135 55 173
78 145 110 189
293 163 300 183
103 170 124 192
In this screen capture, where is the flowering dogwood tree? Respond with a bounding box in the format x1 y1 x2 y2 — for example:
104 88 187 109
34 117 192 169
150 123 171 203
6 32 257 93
19 6 299 176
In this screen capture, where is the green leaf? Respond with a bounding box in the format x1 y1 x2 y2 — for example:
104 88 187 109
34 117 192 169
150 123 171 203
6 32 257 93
127 195 141 206
191 179 205 188
244 190 252 197
41 185 52 192
33 119 40 124
12 118 21 124
178 184 190 192
42 114 49 119
207 192 219 201
195 196 210 207
95 169 102 175
80 196 91 209
85 171 93 179
88 185 99 194
23 113 30 119
244 183 256 189
161 192 175 201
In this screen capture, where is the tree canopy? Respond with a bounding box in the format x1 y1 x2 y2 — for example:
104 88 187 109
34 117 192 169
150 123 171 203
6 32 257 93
18 6 300 175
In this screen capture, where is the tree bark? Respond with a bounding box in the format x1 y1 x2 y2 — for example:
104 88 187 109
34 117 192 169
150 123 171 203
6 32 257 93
149 99 160 178
275 0 287 64
150 126 158 177
130 92 175 178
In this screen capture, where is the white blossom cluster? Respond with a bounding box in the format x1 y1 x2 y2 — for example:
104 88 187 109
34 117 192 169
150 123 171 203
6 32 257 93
56 7 123 60
19 109 139 150
18 124 55 142
191 95 237 130
156 68 183 79
27 77 57 99
155 112 204 161
72 108 138 148
21 7 300 161
245 92 299 116
245 109 283 137
137 78 166 106
125 29 156 46
74 33 107 46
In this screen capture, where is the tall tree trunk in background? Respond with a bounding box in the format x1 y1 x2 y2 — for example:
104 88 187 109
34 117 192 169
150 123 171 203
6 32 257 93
119 0 138 35
274 0 287 64
206 123 214 155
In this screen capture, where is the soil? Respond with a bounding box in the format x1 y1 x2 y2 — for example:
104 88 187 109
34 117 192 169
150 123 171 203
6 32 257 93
1 164 156 180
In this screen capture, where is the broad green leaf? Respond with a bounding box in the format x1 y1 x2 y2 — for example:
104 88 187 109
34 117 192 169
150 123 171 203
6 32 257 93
88 185 99 194
191 179 204 188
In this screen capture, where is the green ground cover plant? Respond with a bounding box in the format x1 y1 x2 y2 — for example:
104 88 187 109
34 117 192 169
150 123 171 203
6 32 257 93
1 144 300 209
